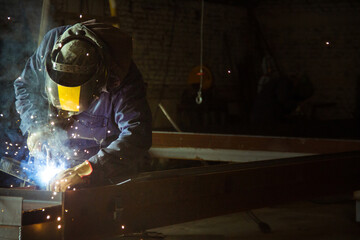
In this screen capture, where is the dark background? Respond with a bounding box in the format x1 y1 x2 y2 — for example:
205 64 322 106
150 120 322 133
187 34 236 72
0 0 360 171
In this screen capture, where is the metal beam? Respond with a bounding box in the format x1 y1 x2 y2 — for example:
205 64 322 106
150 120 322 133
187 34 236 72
18 151 360 239
151 131 360 161
150 147 314 162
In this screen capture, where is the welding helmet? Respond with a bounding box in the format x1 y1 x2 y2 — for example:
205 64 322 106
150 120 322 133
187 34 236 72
45 23 108 117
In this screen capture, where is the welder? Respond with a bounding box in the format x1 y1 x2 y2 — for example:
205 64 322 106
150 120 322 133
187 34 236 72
13 20 152 191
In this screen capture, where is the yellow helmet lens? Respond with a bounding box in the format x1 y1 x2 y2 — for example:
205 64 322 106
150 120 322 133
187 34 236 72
57 85 81 112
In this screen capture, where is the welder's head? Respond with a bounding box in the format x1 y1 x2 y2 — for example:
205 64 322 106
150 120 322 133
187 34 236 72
45 23 108 117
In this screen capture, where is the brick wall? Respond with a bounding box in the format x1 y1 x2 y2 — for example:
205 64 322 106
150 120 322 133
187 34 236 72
256 0 360 120
114 0 250 130
111 0 360 129
54 0 360 131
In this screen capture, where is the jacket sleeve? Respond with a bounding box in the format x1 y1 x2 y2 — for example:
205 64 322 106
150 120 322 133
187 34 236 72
88 63 152 183
13 26 67 134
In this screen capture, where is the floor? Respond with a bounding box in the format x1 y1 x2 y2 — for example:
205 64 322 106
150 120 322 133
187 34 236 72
148 199 360 240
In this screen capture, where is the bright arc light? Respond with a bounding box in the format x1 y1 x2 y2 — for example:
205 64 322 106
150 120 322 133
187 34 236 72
39 165 65 184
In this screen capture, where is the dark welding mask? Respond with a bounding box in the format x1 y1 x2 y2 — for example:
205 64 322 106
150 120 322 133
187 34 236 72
45 23 108 117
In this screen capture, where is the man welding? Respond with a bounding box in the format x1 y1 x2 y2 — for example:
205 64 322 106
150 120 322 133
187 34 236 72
14 20 152 191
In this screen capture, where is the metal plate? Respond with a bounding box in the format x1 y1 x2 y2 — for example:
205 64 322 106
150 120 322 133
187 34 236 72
0 226 21 240
0 188 62 211
0 196 22 226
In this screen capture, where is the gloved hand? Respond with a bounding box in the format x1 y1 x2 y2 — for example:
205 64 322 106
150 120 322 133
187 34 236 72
50 160 93 192
27 130 51 154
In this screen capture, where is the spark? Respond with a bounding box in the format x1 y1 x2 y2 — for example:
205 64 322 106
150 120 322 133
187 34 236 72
38 164 65 185
227 70 231 74
325 41 330 45
7 17 11 20
47 215 50 219
79 14 83 18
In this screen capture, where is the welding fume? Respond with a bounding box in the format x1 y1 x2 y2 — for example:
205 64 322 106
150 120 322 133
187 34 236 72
12 19 152 191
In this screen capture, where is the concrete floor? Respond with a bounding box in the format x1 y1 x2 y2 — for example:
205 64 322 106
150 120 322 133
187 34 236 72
149 200 360 240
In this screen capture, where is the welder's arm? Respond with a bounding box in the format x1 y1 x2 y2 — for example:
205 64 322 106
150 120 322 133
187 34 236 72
13 27 67 136
14 52 48 135
49 93 151 191
50 160 93 192
89 72 152 184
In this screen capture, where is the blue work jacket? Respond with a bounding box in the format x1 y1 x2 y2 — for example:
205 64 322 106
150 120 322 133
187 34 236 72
13 22 152 184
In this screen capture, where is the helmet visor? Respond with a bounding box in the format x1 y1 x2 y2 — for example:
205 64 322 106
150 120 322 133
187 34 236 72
45 68 99 114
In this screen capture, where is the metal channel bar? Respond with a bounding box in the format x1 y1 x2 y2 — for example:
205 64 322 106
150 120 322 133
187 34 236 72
151 131 360 154
38 151 360 239
150 147 314 162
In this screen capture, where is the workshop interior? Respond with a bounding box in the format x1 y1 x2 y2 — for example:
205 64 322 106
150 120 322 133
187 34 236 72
1 0 360 239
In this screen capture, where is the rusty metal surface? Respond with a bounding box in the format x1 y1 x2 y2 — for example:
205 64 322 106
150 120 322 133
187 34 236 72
3 151 360 239
22 221 63 240
152 131 360 154
57 151 360 239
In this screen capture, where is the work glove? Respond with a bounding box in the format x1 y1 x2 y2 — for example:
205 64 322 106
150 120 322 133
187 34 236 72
27 130 51 154
50 160 93 192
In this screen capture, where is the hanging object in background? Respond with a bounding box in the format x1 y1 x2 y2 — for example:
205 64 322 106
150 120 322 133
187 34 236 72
196 0 205 104
109 0 120 28
188 65 213 90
